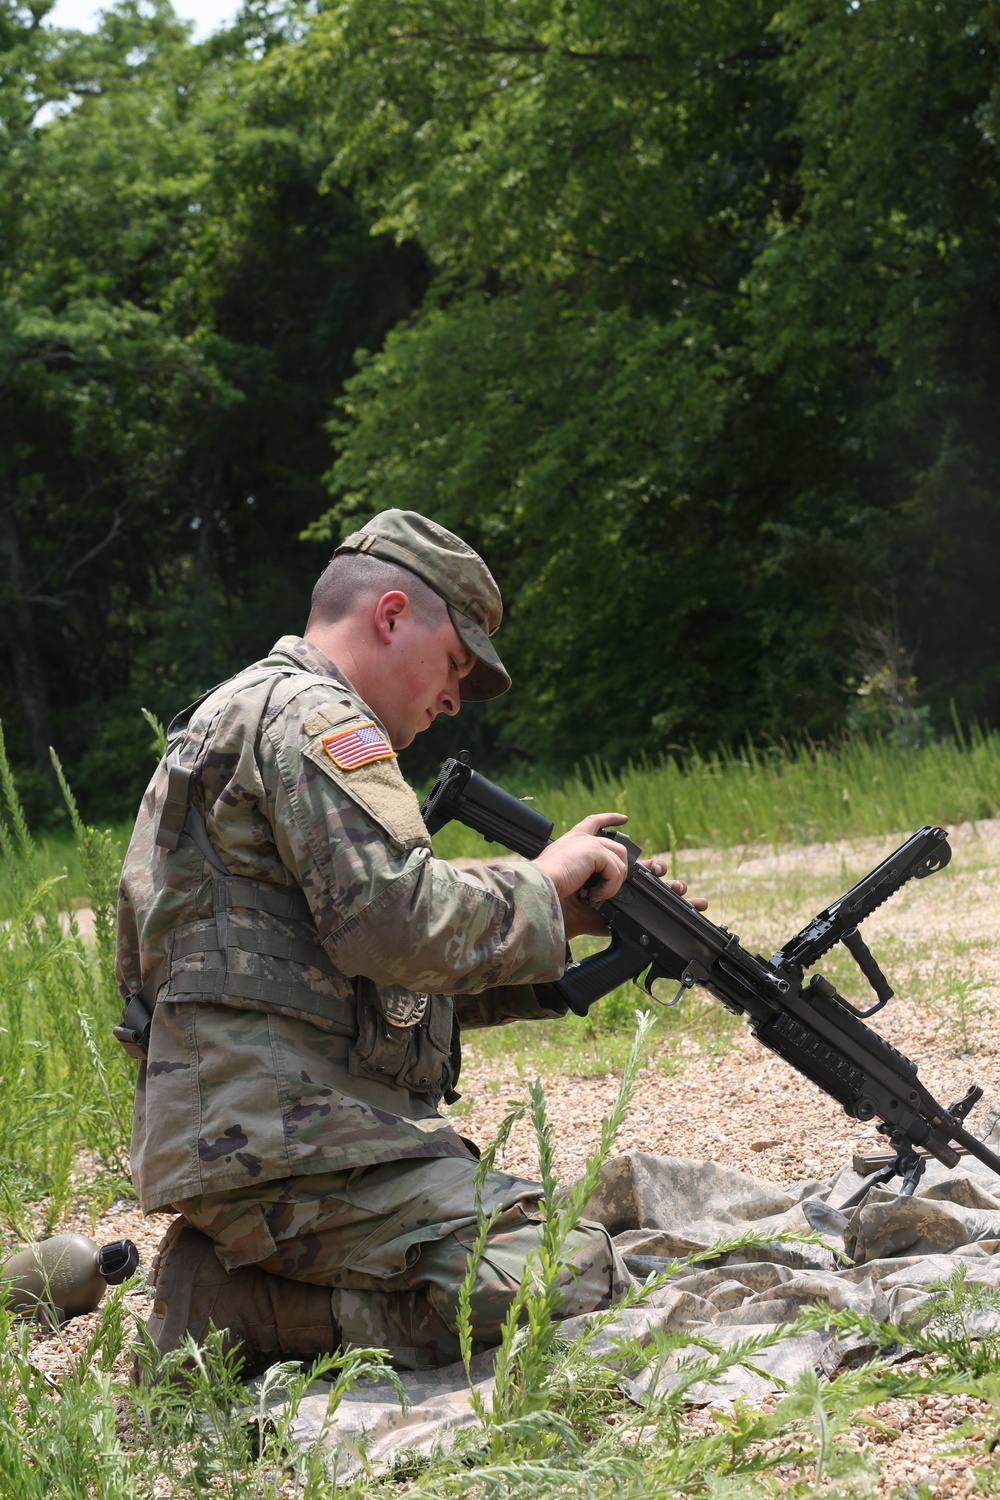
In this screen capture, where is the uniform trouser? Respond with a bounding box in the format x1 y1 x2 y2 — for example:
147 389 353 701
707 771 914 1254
173 1156 631 1370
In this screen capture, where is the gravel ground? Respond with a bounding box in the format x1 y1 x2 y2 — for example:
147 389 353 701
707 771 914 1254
18 817 1000 1495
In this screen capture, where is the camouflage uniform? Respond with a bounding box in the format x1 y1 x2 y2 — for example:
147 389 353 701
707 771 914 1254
117 515 628 1366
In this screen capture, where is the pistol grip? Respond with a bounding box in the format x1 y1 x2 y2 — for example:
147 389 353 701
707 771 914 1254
553 931 650 1017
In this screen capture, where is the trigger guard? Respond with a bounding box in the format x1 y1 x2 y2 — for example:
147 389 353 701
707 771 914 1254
634 970 666 1002
635 972 685 1007
641 958 706 1006
657 958 712 1005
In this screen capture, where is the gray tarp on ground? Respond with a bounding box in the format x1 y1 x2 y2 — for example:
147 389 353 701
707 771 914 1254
252 1139 1000 1474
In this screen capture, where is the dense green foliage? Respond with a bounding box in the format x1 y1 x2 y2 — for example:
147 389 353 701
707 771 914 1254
2 0 999 817
309 0 1000 766
0 0 425 821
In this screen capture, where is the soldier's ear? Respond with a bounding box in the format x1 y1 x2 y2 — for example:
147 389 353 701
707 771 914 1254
373 590 408 644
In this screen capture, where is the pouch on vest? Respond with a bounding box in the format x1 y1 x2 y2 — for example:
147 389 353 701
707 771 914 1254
113 994 154 1061
349 982 458 1106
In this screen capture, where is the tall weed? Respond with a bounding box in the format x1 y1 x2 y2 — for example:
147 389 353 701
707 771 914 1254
0 726 132 1241
1 1291 391 1499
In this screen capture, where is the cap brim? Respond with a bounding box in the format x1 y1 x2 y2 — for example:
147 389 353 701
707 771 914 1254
449 606 511 701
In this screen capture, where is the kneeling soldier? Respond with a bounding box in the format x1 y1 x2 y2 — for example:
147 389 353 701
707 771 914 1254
117 510 649 1373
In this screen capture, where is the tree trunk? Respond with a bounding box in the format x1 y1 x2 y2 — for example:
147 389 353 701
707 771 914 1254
0 496 60 790
193 508 215 685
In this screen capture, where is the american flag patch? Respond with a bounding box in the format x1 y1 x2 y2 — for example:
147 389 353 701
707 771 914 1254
322 721 395 770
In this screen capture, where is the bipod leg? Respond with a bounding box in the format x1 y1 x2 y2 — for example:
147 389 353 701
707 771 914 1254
897 1150 926 1198
839 1152 910 1211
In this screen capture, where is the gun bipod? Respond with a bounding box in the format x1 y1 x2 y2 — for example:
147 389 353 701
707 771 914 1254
839 1147 927 1210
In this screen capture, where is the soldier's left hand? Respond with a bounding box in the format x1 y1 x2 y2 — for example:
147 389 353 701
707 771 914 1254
640 860 709 911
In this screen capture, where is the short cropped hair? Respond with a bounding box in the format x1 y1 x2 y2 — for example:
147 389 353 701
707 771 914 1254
307 553 447 630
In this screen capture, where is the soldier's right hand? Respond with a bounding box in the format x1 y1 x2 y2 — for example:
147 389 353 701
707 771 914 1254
533 814 630 939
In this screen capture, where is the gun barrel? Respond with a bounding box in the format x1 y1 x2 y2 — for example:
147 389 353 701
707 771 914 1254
951 1123 1000 1181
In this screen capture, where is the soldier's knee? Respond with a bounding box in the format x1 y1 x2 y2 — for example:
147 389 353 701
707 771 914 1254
420 1208 631 1342
329 1213 633 1371
556 1220 632 1317
331 1285 463 1371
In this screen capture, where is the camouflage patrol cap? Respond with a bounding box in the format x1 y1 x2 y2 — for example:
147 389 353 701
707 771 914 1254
335 510 511 700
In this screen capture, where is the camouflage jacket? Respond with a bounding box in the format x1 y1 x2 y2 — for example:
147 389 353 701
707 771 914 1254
116 637 567 1213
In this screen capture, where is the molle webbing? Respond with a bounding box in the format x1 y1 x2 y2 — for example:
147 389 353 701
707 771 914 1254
165 954 357 1034
150 757 356 1035
156 764 195 852
170 912 335 972
213 876 312 920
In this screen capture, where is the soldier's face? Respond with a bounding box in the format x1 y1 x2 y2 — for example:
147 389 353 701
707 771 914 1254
373 607 476 748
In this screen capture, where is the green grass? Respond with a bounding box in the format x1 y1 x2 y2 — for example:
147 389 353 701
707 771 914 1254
8 725 1000 923
429 726 1000 863
0 820 132 924
0 728 134 1238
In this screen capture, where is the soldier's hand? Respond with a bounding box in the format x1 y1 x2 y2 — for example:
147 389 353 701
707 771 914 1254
533 813 630 939
640 860 709 912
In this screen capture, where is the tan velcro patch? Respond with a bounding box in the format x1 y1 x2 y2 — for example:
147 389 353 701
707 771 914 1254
302 703 357 737
302 736 430 851
336 759 430 848
300 697 429 849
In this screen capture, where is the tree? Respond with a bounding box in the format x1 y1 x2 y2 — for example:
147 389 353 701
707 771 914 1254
1 0 231 800
0 0 426 818
7 0 998 808
302 0 1000 765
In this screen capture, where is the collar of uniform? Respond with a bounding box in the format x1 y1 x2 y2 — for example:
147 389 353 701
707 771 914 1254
266 635 397 744
268 635 351 686
266 636 393 740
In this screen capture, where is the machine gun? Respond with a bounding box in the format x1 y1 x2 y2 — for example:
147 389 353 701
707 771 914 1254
422 756 1000 1205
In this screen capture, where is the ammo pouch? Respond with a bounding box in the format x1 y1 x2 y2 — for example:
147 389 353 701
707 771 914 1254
350 982 460 1106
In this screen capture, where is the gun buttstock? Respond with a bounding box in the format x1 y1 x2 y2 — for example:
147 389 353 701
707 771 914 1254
420 758 554 855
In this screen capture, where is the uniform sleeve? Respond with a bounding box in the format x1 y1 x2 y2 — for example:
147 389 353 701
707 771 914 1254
261 696 567 995
454 985 569 1029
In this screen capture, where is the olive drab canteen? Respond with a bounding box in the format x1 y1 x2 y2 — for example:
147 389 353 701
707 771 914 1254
1 1232 140 1324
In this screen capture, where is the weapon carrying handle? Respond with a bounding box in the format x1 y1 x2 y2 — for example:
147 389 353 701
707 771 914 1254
841 928 893 1011
772 826 951 974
